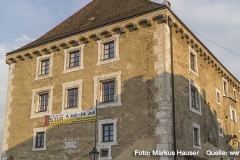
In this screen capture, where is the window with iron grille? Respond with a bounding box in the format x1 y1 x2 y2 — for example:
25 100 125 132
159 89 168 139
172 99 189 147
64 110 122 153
41 59 49 75
39 93 48 112
103 124 114 142
100 149 108 157
69 51 79 68
67 88 78 108
35 132 45 148
103 41 114 59
102 81 115 102
190 53 195 71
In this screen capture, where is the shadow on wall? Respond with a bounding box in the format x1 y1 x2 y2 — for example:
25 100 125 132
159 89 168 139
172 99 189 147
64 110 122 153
2 72 238 160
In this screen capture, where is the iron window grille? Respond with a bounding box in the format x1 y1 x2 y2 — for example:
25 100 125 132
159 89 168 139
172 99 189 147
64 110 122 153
103 41 114 59
41 59 49 75
39 93 48 112
67 88 78 108
35 132 45 148
103 123 114 142
190 53 195 71
191 85 199 110
102 81 115 102
69 51 80 68
193 127 199 146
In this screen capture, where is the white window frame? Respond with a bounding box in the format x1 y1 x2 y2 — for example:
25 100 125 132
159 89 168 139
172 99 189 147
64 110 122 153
98 118 118 160
61 80 83 114
97 34 120 66
193 123 201 149
188 46 198 76
93 71 122 109
189 80 201 115
230 106 237 122
233 88 237 102
63 44 84 73
218 119 224 137
30 86 54 119
35 53 54 80
222 78 228 96
32 127 47 151
216 88 221 105
238 117 240 132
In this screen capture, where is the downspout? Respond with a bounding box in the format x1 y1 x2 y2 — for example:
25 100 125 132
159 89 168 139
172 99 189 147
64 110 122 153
168 18 177 160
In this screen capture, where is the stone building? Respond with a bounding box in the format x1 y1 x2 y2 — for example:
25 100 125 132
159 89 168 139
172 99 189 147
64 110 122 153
2 0 240 160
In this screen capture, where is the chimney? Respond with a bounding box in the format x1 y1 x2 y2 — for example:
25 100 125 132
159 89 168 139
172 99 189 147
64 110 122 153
162 0 171 9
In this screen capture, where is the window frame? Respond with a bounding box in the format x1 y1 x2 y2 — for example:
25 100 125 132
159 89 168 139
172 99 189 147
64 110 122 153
189 80 201 115
61 80 83 114
222 78 228 96
102 123 114 142
38 93 48 112
93 71 122 109
31 86 53 119
230 106 237 122
35 53 54 80
63 45 84 73
193 123 201 149
102 80 115 103
32 127 47 151
97 34 120 65
98 119 118 160
188 46 198 75
233 88 237 102
40 59 49 75
67 88 78 108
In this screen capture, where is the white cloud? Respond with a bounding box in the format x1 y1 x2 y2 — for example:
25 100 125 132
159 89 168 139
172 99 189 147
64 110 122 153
0 35 35 59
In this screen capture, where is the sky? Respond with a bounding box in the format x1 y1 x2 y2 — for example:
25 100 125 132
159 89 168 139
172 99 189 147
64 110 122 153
0 0 240 156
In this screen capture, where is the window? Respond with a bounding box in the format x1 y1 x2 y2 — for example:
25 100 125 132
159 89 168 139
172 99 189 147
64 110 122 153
238 117 240 131
93 71 122 108
218 119 224 137
63 45 84 73
103 124 114 142
98 119 118 160
193 123 201 149
35 53 54 80
35 132 45 148
230 106 237 122
41 59 49 75
216 89 221 105
233 88 237 102
189 80 201 115
32 127 46 151
97 34 120 65
67 88 78 108
189 46 198 75
39 93 48 112
102 81 115 102
31 86 53 119
223 78 228 96
103 41 114 59
69 51 79 67
62 80 83 114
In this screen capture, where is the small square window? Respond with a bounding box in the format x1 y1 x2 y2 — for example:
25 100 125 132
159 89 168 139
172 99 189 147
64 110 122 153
67 88 78 108
41 59 49 75
103 41 114 59
35 132 45 148
39 93 48 112
103 123 114 142
69 51 79 68
100 149 109 157
102 81 115 102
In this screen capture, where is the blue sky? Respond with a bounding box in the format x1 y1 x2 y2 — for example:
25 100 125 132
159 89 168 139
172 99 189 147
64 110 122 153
0 0 240 156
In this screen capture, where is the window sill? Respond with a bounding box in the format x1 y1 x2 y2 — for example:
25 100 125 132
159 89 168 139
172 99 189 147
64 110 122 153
97 57 120 66
189 69 198 76
35 74 52 80
30 112 51 119
63 66 84 74
32 147 46 151
98 101 122 109
61 107 82 114
193 144 201 150
189 108 201 116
